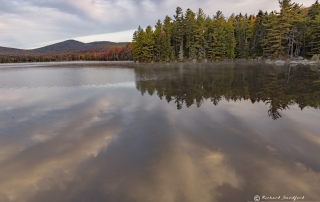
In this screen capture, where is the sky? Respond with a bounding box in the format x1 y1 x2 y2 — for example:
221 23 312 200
0 0 316 49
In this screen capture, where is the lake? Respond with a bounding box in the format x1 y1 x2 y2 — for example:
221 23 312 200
0 61 319 202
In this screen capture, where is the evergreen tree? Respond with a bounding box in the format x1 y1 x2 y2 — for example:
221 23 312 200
308 0 320 19
172 7 185 60
210 11 227 60
153 20 164 61
262 11 282 57
276 0 296 57
132 26 144 62
142 26 155 62
163 16 173 61
184 9 197 59
287 3 303 57
250 11 267 57
194 8 207 59
225 15 236 59
234 13 250 58
309 14 320 55
308 0 320 55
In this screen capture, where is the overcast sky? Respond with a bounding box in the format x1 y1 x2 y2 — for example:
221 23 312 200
0 0 316 49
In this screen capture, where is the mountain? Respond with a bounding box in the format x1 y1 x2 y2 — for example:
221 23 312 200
0 47 33 56
0 40 129 56
32 40 91 54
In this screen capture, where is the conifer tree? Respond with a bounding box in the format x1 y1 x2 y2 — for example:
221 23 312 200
153 20 164 61
250 11 267 57
225 15 236 59
308 0 320 19
262 11 282 57
308 0 320 55
194 8 207 59
163 16 173 61
287 3 303 57
184 9 197 59
132 26 144 61
210 11 227 60
276 0 295 57
142 26 155 62
172 7 184 60
309 15 320 55
234 13 250 58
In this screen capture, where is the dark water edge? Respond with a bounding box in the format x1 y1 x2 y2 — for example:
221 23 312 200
0 61 135 68
0 62 319 202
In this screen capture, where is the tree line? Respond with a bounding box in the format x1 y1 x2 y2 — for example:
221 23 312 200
132 0 320 62
0 44 133 63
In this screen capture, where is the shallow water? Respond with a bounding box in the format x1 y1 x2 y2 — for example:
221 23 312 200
0 62 319 202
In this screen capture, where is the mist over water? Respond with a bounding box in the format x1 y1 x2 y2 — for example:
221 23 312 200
0 62 319 202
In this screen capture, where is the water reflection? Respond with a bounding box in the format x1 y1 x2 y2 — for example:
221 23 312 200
0 63 319 202
0 64 135 89
135 63 320 120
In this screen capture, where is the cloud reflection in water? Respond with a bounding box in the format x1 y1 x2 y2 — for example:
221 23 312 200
0 64 319 202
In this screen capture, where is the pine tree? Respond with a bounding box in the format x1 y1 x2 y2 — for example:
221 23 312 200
276 0 295 57
287 3 303 58
234 13 250 58
308 0 320 55
162 16 173 61
142 26 155 62
194 8 207 59
153 20 164 61
308 0 320 19
309 15 320 55
210 11 227 60
184 9 197 59
262 12 281 57
172 7 184 60
225 15 236 59
132 26 144 62
262 0 300 58
250 11 267 57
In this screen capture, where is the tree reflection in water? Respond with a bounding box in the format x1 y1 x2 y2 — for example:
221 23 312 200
134 63 320 120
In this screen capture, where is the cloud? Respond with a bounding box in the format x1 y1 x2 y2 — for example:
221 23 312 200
0 0 316 49
73 29 136 45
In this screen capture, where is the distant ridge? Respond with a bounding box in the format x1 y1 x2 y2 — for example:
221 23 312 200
0 47 32 56
32 40 90 54
0 40 128 56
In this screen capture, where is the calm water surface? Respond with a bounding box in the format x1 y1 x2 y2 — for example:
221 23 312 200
0 62 319 202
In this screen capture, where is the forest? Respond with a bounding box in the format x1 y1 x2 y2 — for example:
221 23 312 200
132 0 320 62
0 43 133 63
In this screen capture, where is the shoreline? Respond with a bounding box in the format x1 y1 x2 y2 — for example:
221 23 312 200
134 59 320 66
0 61 134 68
0 59 319 68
